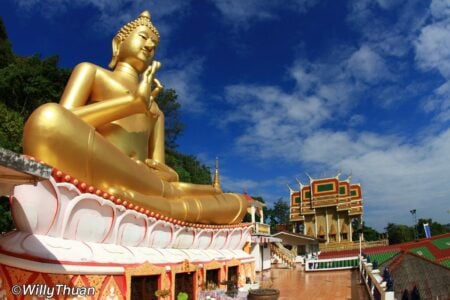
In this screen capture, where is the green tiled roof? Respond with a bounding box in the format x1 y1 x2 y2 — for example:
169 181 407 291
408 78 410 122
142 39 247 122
432 236 450 250
410 246 436 261
441 259 450 268
368 250 400 265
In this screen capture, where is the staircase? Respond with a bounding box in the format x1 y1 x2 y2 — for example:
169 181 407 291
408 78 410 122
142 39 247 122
270 242 296 268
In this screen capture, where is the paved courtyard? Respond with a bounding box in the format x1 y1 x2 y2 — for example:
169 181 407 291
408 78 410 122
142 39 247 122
255 265 370 300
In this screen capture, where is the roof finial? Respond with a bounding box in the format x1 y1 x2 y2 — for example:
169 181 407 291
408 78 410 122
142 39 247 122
295 177 304 190
346 171 352 182
287 183 294 193
213 157 221 190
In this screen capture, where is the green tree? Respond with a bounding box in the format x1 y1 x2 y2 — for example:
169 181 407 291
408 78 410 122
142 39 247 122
267 198 290 233
165 149 211 184
0 19 13 69
156 89 185 150
0 102 24 153
351 220 381 241
417 218 449 239
0 52 70 154
0 200 13 234
0 55 70 119
385 223 414 245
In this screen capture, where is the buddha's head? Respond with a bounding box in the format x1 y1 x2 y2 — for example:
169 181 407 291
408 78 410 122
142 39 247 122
109 11 160 71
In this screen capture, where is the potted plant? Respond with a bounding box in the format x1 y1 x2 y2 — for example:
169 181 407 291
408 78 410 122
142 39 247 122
177 291 188 300
248 275 280 300
220 279 238 298
248 288 280 300
154 289 170 299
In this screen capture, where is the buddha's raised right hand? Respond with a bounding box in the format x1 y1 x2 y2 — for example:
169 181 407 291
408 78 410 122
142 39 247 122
137 60 161 110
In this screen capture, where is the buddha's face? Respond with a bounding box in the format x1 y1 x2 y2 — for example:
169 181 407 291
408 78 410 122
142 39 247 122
117 25 158 72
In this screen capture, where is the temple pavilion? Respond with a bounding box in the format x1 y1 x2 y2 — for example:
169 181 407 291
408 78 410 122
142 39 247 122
289 174 363 249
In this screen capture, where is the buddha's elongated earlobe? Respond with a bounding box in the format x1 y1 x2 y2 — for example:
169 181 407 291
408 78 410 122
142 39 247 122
108 37 120 69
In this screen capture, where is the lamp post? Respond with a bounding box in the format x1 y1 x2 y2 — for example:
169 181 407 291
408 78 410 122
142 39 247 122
410 209 418 241
357 222 363 283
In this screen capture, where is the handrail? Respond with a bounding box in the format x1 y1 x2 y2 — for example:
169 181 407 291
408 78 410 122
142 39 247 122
305 256 359 271
270 243 296 268
360 258 395 300
320 240 389 252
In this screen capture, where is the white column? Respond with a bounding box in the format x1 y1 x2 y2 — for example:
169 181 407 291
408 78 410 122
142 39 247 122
349 218 353 242
314 217 318 238
325 208 329 243
251 206 256 223
260 208 264 224
337 213 341 242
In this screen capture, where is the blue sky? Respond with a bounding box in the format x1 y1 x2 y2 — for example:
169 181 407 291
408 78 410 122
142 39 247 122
1 0 450 231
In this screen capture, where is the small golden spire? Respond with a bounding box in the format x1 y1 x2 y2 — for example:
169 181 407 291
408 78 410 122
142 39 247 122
213 157 221 189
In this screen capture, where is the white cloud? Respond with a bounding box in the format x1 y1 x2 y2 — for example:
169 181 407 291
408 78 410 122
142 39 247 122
335 129 450 229
430 0 450 21
299 131 397 164
222 45 389 162
422 82 450 123
210 0 274 24
221 39 450 229
415 22 450 77
221 175 260 194
159 57 205 112
346 45 390 83
286 127 450 230
221 173 293 205
376 0 405 10
224 123 450 229
414 0 450 123
349 114 365 127
348 0 428 57
209 0 319 28
12 0 189 36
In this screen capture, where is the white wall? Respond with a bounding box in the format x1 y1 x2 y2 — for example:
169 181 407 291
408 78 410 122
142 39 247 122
251 244 272 272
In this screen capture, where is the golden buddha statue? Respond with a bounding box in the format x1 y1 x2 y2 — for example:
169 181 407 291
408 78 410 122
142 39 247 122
23 11 247 224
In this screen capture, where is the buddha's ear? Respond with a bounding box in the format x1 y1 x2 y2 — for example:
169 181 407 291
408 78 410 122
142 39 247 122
108 37 121 69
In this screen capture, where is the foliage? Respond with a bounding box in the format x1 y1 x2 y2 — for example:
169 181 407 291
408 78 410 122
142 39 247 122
156 89 211 185
385 223 415 244
0 55 70 116
0 19 13 69
0 18 70 233
176 292 188 300
156 88 185 150
266 198 290 233
165 149 211 184
0 102 24 153
417 218 449 238
351 220 381 242
154 289 170 299
0 197 13 234
0 32 70 153
385 219 450 244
